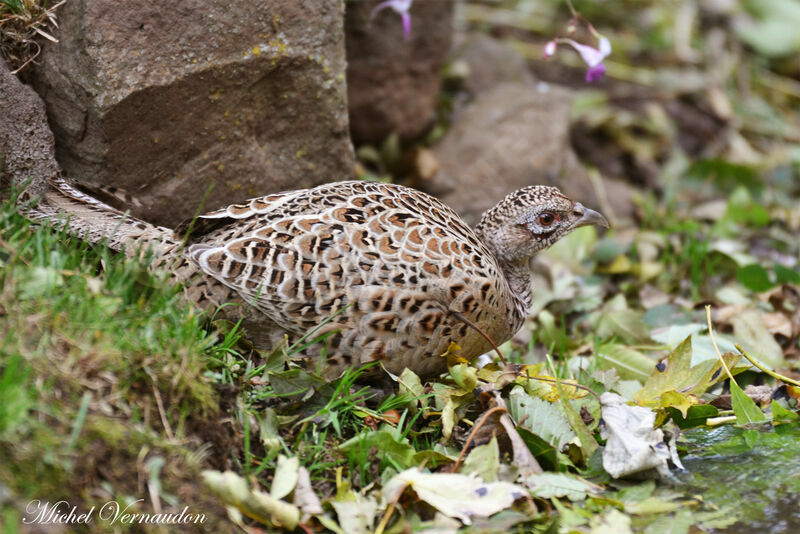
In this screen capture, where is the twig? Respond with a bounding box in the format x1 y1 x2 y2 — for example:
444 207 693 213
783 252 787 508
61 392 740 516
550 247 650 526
736 344 800 387
450 405 507 473
707 415 737 426
449 310 507 365
374 481 408 534
150 380 174 440
705 305 736 385
9 40 41 74
493 392 542 476
525 375 601 402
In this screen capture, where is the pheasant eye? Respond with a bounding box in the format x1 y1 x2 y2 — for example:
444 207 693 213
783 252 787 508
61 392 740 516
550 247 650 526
537 212 556 226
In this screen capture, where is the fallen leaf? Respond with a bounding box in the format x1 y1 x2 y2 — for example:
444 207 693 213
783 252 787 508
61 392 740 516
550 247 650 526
202 470 300 529
590 508 633 534
271 455 299 500
730 309 785 368
658 390 698 418
633 336 741 406
730 382 767 424
761 311 793 338
507 386 575 450
599 393 685 479
461 437 500 482
338 428 415 470
666 404 719 429
293 466 323 516
330 498 378 534
522 472 600 501
382 468 527 525
595 343 655 382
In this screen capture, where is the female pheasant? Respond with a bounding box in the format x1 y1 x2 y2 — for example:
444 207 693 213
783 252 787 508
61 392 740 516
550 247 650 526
30 177 608 378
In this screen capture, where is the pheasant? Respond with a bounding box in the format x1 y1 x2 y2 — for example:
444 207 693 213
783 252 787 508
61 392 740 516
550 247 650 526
28 176 608 378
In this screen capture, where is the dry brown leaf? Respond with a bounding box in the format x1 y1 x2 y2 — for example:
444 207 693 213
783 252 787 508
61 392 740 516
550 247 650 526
762 312 793 338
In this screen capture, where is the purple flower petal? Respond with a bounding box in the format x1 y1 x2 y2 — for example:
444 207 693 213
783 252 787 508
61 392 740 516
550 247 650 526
543 40 557 57
370 0 413 39
370 0 394 20
585 63 606 82
597 36 611 57
561 38 607 67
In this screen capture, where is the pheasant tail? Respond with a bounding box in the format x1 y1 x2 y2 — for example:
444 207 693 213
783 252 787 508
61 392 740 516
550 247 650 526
25 175 181 261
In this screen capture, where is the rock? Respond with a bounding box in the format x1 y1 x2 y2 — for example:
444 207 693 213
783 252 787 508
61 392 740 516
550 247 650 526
421 35 636 225
0 60 58 200
451 33 535 96
345 0 454 144
32 0 354 227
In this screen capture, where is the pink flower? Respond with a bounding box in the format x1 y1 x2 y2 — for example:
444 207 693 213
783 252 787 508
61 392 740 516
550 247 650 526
560 36 611 82
371 0 413 41
585 63 606 82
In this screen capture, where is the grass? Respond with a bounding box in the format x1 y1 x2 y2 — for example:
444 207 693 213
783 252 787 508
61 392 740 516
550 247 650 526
0 0 62 73
0 183 440 530
0 187 245 532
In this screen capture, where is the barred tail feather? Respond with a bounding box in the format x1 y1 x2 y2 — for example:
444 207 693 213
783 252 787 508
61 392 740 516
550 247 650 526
24 175 180 258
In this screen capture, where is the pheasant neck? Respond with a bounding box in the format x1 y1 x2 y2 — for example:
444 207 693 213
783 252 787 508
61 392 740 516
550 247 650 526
498 258 533 322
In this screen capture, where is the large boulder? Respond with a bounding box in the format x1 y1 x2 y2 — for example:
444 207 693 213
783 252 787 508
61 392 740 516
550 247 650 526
0 60 58 199
32 0 354 227
345 0 454 145
420 34 636 225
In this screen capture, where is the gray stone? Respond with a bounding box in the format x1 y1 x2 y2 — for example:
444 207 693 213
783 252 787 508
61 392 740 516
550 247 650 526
451 33 535 96
0 59 58 199
345 0 454 144
32 0 354 227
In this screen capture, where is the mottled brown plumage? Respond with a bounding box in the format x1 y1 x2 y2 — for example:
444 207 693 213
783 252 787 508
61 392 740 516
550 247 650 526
29 177 608 378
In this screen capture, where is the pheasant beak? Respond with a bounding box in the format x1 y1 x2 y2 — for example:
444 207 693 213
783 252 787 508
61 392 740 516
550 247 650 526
572 203 610 229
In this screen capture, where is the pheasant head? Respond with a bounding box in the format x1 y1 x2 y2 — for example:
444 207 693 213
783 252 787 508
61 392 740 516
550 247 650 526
474 186 609 309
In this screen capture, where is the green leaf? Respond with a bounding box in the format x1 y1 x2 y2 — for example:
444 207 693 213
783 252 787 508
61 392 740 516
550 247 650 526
523 472 598 501
461 437 500 482
730 309 785 369
666 404 719 429
507 386 576 450
596 309 653 345
736 0 800 57
449 362 478 392
625 496 683 515
742 428 759 448
775 264 800 285
730 382 767 424
537 309 574 352
736 264 773 292
687 159 762 193
339 428 416 470
516 427 560 472
658 390 697 418
595 343 654 382
642 508 694 534
770 400 800 423
725 186 770 227
553 382 598 460
633 336 742 406
268 368 325 397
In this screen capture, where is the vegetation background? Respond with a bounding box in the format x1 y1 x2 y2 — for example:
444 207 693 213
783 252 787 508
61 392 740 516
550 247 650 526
1 0 799 532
